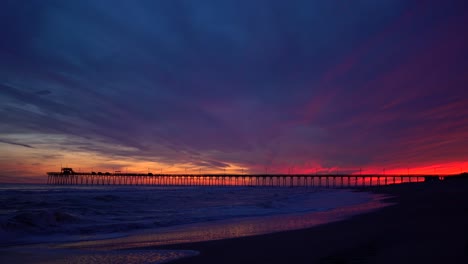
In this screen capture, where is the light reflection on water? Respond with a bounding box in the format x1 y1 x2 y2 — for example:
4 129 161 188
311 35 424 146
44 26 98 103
46 250 199 264
58 193 389 251
0 249 198 264
1 189 390 264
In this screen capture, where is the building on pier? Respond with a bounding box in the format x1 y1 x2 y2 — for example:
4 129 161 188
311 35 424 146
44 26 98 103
61 168 75 175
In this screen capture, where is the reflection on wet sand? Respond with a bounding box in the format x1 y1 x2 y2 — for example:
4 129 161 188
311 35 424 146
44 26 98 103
0 249 198 264
58 194 389 251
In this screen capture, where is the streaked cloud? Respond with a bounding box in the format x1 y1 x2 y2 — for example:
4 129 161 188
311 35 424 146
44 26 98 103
0 0 467 178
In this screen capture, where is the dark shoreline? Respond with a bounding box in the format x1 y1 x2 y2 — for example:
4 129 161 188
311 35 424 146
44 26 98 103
150 180 468 264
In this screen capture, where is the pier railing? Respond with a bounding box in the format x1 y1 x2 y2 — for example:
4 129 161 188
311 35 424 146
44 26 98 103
46 172 447 187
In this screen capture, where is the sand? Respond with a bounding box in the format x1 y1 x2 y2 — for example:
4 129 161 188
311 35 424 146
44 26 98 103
151 179 468 264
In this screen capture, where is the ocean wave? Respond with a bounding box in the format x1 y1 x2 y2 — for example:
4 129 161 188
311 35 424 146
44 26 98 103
93 195 120 202
0 185 374 245
2 210 80 233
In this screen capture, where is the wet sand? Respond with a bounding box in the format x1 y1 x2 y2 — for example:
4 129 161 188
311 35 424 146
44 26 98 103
152 179 468 264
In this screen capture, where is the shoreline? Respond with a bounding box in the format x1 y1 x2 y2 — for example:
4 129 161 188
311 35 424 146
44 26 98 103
149 180 468 264
2 180 467 263
53 190 386 251
1 187 379 249
0 186 387 264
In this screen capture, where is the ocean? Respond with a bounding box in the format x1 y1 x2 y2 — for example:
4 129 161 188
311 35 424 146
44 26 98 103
0 184 388 263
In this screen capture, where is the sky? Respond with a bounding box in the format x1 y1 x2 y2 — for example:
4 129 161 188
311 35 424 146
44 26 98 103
1 0 467 182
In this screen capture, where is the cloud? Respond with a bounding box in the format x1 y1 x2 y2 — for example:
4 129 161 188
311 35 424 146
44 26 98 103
35 90 52 96
0 139 34 149
0 0 467 177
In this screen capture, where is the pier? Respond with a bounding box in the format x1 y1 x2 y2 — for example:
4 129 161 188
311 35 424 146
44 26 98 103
47 168 445 187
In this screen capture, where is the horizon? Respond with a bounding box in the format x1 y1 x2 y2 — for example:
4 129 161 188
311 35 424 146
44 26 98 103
2 168 467 185
1 1 467 182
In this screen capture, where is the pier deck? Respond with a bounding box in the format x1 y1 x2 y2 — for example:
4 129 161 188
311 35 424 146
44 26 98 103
47 169 446 187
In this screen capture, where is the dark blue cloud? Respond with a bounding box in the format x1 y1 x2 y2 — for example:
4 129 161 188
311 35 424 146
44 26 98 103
1 0 467 174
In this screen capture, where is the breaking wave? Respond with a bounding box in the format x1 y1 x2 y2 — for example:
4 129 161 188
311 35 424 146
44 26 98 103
0 184 373 245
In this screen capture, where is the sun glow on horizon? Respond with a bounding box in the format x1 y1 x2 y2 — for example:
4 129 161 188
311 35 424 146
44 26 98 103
0 134 466 183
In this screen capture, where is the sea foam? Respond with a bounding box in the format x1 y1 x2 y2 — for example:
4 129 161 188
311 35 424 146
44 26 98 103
0 184 377 246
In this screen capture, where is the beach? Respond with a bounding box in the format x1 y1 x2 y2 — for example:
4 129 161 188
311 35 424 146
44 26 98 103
0 184 384 263
2 1 467 263
152 179 468 264
1 179 467 263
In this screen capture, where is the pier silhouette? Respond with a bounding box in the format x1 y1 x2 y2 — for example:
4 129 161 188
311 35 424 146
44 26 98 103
47 168 448 187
